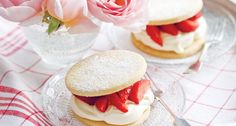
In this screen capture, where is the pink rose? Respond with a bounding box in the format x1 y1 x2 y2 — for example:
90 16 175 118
0 0 43 22
46 0 88 27
87 0 148 30
45 0 99 33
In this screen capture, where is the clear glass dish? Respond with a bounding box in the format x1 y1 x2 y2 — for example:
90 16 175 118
42 68 185 126
22 24 98 67
106 0 236 65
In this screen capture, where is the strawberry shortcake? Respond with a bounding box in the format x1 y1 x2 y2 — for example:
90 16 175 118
132 0 207 59
65 50 155 126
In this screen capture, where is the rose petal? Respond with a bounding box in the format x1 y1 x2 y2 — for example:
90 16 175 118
47 0 63 19
11 0 29 6
88 0 147 27
20 13 43 26
47 0 88 22
68 17 99 34
0 6 37 22
0 0 15 7
0 0 43 22
62 0 88 19
20 0 42 11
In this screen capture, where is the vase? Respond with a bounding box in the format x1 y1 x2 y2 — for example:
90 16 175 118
22 24 98 67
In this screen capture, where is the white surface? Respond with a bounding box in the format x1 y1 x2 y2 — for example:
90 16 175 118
0 17 17 35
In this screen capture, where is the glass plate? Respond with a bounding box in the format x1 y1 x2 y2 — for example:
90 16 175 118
106 0 236 65
42 68 185 126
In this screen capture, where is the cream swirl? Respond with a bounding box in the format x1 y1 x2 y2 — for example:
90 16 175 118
134 17 207 54
71 90 155 125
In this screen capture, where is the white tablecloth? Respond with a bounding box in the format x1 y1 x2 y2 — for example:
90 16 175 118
0 1 236 126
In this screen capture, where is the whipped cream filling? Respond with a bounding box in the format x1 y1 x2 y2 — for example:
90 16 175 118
134 17 208 54
71 89 155 125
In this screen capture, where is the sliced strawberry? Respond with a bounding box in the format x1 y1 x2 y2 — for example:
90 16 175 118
189 12 202 21
74 95 98 105
175 20 199 33
128 80 150 104
159 24 179 36
95 96 109 112
118 86 132 103
146 25 163 46
115 0 125 6
108 93 128 113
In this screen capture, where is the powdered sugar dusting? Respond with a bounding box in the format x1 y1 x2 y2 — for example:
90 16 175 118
67 50 146 93
149 0 203 21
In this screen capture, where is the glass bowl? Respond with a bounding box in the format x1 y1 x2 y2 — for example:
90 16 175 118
22 24 98 67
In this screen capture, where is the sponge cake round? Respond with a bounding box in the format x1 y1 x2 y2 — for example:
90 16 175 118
65 50 147 97
148 0 203 25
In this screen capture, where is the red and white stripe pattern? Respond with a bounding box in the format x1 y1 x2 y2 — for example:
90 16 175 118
0 86 52 126
0 26 28 57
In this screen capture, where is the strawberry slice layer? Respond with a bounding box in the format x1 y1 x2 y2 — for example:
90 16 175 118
144 11 202 45
118 87 132 103
75 80 151 113
176 20 199 33
159 24 179 36
128 80 150 104
109 93 128 113
74 95 99 105
95 97 109 112
146 25 163 46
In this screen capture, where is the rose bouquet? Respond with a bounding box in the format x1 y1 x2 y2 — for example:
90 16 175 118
0 0 148 66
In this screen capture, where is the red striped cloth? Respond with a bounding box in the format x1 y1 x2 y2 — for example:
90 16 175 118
0 14 236 126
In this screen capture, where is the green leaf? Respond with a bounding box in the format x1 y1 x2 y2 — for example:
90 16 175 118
42 11 63 35
47 17 61 34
